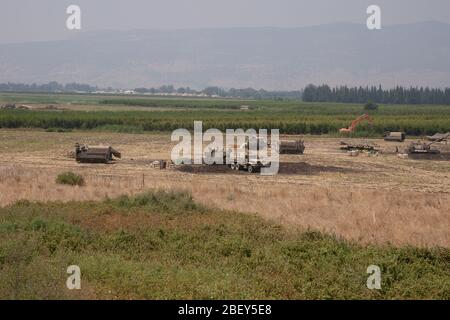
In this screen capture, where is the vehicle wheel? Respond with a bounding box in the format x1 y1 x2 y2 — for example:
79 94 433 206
235 164 240 171
247 165 253 173
230 163 236 170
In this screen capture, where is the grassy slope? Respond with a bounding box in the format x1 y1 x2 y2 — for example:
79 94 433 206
0 191 448 299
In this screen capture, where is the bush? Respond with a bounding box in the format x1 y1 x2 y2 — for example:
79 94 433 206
56 172 85 186
364 101 379 111
113 190 203 213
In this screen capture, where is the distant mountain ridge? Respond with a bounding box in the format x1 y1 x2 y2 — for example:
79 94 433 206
0 21 449 90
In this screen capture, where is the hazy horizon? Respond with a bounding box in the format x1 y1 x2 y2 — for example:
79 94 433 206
1 1 450 89
1 21 450 89
1 0 450 44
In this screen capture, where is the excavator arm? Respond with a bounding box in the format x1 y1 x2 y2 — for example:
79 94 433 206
340 114 373 133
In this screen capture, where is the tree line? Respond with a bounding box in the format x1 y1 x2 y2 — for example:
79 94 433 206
302 84 450 105
0 82 98 93
135 86 303 100
2 81 450 104
0 82 302 100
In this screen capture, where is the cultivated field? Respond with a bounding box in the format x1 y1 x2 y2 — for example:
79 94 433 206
1 92 450 135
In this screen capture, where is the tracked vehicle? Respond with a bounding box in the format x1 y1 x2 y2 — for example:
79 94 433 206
277 139 305 154
384 132 406 142
75 143 121 163
405 133 450 155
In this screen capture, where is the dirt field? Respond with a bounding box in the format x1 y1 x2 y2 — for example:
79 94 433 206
0 129 449 247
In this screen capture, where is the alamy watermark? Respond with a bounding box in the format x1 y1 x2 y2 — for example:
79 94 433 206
367 5 382 30
366 265 382 290
66 265 81 290
66 5 81 30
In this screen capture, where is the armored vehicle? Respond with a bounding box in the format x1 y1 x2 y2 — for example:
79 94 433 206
277 139 305 154
384 132 406 142
75 144 121 163
405 133 450 155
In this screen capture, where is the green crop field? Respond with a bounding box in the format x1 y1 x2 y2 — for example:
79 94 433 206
1 92 450 136
0 190 448 299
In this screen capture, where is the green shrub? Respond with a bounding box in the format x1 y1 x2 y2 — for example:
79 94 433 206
56 172 85 186
113 190 203 213
364 101 379 111
29 218 47 231
0 222 18 233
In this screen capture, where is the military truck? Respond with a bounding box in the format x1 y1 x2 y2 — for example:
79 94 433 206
75 143 121 163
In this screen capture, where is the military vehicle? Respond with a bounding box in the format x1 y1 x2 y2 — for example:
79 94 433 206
75 143 121 163
405 133 450 155
203 137 273 173
339 141 379 153
426 132 450 142
277 139 305 154
228 138 272 173
384 132 406 142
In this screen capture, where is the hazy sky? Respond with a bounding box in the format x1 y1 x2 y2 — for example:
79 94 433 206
1 0 450 43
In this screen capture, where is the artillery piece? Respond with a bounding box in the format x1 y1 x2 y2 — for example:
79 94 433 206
405 133 450 155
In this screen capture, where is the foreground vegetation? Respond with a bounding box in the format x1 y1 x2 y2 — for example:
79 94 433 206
0 190 448 299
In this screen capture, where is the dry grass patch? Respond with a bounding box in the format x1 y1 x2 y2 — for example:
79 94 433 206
0 166 449 248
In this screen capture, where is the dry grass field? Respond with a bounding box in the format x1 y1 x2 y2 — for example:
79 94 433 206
1 129 449 248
